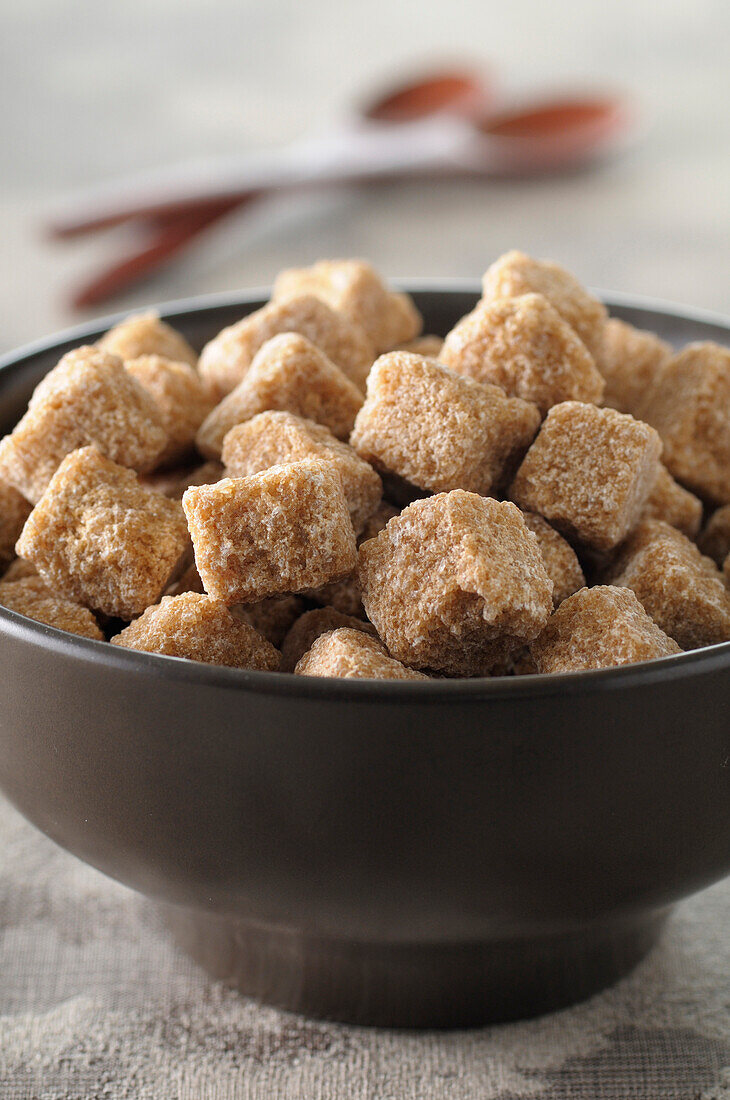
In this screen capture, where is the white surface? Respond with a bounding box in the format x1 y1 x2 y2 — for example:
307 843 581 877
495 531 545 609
1 0 730 347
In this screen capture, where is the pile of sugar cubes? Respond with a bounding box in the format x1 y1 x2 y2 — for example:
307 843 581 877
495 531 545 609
1 253 729 679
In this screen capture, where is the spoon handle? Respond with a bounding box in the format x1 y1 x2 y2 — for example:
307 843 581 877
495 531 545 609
48 117 471 238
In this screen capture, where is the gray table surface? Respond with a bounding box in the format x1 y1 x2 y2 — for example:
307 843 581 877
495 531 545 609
1 792 729 1099
1 1 730 1096
2 0 730 348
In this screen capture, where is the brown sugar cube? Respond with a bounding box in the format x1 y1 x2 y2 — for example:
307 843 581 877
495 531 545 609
440 294 604 415
184 460 225 489
111 593 280 670
305 500 398 616
142 460 225 501
280 607 378 672
0 347 167 503
182 458 357 605
305 574 363 618
295 628 429 681
0 480 32 570
0 576 103 640
641 464 703 538
595 318 672 417
350 352 540 496
521 512 585 606
196 333 364 458
165 557 205 598
482 251 607 358
530 585 681 673
641 343 730 504
698 504 730 566
1 572 49 598
510 402 662 552
611 520 730 649
17 446 190 619
125 355 215 467
222 411 382 534
359 492 553 676
1 557 37 582
238 595 305 648
603 515 687 583
395 335 444 358
198 294 375 399
26 345 103 409
141 467 198 498
353 499 399 544
98 311 197 368
272 259 421 352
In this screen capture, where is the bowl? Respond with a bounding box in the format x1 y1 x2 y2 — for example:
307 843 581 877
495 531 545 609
1 285 729 1029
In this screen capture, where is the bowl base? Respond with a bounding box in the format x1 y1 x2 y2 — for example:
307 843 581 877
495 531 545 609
163 906 669 1028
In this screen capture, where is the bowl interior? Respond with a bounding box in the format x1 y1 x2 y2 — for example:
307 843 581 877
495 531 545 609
1 283 730 695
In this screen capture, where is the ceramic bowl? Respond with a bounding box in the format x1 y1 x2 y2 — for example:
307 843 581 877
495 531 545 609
1 286 729 1027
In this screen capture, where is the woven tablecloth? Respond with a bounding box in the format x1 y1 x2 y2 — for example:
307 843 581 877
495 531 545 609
1 795 729 1099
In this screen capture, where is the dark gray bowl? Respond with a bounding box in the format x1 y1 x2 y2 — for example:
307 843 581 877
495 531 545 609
1 286 729 1028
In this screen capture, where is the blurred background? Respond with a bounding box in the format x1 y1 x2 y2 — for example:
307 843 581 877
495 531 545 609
2 0 730 348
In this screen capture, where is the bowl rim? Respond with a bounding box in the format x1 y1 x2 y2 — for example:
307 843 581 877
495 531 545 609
2 282 729 701
5 280 730 372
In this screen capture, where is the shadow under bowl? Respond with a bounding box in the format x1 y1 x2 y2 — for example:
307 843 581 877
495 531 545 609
1 285 729 1028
